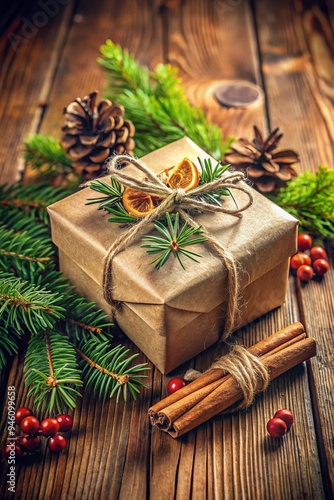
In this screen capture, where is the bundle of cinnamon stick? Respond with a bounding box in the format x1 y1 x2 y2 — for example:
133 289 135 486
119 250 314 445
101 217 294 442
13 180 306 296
149 322 316 438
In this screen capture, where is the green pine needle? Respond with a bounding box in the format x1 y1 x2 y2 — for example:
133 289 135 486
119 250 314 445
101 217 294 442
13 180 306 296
86 177 124 210
0 324 22 371
0 182 70 225
24 330 83 414
24 134 72 176
76 333 149 403
141 212 207 269
198 157 238 208
98 40 232 159
0 273 65 335
270 166 334 241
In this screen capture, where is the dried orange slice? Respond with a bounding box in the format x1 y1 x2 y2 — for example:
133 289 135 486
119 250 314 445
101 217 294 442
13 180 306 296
122 159 199 217
168 158 199 192
122 188 162 217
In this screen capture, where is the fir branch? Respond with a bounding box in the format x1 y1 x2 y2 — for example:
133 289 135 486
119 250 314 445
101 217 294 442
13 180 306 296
0 225 54 281
76 332 149 402
0 182 70 225
24 330 83 413
271 166 334 241
141 212 207 269
0 273 65 335
98 40 232 159
0 324 22 371
24 134 72 176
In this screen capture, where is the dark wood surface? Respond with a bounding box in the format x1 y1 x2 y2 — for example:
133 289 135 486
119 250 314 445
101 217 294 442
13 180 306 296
0 0 333 498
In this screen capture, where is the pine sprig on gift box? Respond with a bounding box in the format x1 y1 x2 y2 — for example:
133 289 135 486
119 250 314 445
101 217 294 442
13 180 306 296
142 212 207 269
0 182 149 412
24 134 72 176
271 166 334 241
98 40 231 159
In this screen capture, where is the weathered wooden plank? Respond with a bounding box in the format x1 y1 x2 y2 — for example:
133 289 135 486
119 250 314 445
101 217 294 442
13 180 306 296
0 1 74 185
255 0 334 495
165 0 266 139
38 0 164 140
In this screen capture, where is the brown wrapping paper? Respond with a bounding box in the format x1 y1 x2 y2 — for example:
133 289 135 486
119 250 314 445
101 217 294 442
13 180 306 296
47 137 298 373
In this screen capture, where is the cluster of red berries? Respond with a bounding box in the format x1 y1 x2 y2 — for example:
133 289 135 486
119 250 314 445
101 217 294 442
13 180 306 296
267 409 294 438
2 407 73 460
290 233 329 282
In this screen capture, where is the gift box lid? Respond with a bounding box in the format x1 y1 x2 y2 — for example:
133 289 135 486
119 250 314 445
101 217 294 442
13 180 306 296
48 137 298 327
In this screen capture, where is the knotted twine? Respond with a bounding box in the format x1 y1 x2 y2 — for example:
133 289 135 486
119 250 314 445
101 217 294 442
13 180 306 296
102 154 253 338
184 345 270 411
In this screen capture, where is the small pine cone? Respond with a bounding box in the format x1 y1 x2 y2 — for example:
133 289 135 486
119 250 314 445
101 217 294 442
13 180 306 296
61 91 135 179
225 126 299 193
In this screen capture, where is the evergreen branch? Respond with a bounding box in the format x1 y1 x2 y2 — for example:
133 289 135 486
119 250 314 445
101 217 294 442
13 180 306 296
198 157 238 208
76 332 149 402
24 330 83 413
0 225 54 281
0 182 70 225
141 212 207 269
24 134 72 176
271 166 334 241
98 40 232 159
0 324 22 370
0 273 65 335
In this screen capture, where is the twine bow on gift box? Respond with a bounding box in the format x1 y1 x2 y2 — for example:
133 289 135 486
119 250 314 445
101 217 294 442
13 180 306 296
102 154 253 337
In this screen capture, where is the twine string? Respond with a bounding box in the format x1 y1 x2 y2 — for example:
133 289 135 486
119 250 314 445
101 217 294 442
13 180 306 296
102 154 253 337
184 345 270 410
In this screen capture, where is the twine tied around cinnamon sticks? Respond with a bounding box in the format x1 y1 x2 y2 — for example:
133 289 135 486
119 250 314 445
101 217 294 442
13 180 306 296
184 344 270 410
103 154 253 336
149 323 316 438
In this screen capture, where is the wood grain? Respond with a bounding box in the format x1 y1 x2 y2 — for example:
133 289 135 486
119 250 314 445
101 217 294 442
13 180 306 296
0 1 74 185
166 0 267 139
255 0 334 494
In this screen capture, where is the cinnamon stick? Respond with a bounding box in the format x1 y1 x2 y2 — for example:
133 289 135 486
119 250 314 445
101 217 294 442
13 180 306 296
148 323 316 438
150 322 304 418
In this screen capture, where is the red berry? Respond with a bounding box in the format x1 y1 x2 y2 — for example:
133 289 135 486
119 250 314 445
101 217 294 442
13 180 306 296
20 416 40 435
56 414 73 432
290 253 311 269
310 246 327 261
274 409 294 430
297 264 314 282
267 417 287 438
40 418 60 437
297 233 313 251
2 443 23 460
15 407 33 425
312 258 329 276
167 377 187 395
48 434 67 453
18 434 40 453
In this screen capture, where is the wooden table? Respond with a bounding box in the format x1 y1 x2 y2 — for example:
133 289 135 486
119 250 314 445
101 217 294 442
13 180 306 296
1 0 333 498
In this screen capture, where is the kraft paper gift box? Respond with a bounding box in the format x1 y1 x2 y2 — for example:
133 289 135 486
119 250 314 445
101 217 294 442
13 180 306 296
48 137 298 374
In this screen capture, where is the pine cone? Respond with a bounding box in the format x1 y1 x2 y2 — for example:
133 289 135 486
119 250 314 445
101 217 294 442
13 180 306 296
225 126 299 192
61 91 135 179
